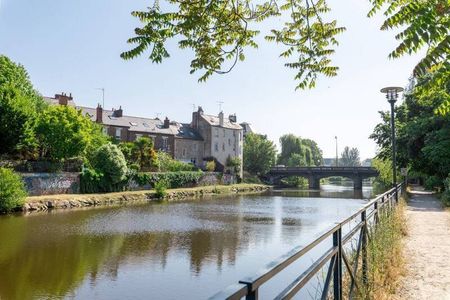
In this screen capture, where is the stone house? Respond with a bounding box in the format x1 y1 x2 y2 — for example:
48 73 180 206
191 107 243 176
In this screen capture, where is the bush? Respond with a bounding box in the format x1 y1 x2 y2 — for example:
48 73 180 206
206 160 216 172
133 171 203 189
81 144 129 193
156 151 195 172
154 179 168 198
0 168 27 212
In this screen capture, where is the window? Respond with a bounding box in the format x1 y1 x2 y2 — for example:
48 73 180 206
215 128 219 137
115 128 122 140
222 143 225 151
223 129 225 137
193 143 198 151
228 138 231 146
214 142 219 152
182 148 187 157
102 126 108 135
149 135 156 141
135 134 143 140
162 136 168 149
239 132 242 141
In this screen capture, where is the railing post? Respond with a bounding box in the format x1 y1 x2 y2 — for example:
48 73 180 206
246 288 258 300
333 227 342 300
361 211 368 287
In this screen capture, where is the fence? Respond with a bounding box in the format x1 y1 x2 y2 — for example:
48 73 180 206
210 183 403 300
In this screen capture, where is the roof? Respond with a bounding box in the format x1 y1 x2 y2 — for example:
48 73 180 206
200 113 242 130
43 96 76 107
77 106 202 139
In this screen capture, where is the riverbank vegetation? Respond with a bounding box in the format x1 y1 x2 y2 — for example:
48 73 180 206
0 167 27 213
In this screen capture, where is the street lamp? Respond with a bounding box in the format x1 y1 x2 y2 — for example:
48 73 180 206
335 136 338 167
380 86 404 202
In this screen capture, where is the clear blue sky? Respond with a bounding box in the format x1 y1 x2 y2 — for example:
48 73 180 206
0 0 423 159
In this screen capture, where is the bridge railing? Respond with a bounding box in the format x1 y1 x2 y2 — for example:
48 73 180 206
209 183 403 300
270 166 376 172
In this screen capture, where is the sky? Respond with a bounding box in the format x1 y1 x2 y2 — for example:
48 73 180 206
0 0 424 159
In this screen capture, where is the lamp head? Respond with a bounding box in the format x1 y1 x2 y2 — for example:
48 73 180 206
381 86 404 104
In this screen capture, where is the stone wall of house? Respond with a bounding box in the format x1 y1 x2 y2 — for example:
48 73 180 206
21 173 80 196
174 138 204 166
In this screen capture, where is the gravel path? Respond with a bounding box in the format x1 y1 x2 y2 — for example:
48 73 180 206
397 186 450 299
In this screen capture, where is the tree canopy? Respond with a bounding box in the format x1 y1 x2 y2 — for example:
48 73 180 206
339 146 361 167
278 134 322 166
0 55 46 158
371 65 450 185
243 133 277 175
122 0 449 90
35 105 108 161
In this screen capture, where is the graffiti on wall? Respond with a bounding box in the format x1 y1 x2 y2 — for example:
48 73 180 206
21 173 80 196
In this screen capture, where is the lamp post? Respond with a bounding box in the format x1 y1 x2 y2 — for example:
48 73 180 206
380 86 404 202
335 136 338 167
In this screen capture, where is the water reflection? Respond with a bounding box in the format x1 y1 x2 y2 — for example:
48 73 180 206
0 187 369 299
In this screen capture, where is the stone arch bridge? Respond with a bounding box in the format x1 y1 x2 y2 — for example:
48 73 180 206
265 166 379 190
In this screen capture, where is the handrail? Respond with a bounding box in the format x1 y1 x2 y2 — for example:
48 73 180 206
209 183 403 300
269 166 377 172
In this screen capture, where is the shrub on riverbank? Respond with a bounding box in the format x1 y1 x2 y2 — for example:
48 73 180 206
134 171 204 188
441 175 450 206
0 168 27 212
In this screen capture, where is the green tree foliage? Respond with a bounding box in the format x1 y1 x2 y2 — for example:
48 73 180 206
226 156 241 175
120 137 158 171
122 0 345 90
370 66 450 186
156 151 195 172
339 146 361 166
84 143 129 193
35 105 108 161
368 0 449 77
372 158 394 193
278 134 322 167
278 134 303 165
0 168 27 213
0 56 46 157
243 133 277 175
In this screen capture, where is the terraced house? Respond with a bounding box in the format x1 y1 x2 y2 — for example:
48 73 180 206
44 94 243 174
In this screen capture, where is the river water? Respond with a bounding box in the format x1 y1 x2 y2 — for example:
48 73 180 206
0 184 373 300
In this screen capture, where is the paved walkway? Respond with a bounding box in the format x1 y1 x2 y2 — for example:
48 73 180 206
397 186 450 299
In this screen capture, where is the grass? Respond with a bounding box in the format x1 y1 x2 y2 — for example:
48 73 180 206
346 196 407 300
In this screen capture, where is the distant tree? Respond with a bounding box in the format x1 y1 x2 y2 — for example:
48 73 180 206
278 134 303 165
35 105 108 161
243 133 277 175
301 139 323 166
287 153 307 167
340 146 361 167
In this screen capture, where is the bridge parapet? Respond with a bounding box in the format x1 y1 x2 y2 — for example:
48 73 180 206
266 166 379 190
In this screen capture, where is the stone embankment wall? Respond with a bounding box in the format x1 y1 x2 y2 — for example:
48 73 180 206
21 173 80 196
23 184 270 212
20 172 236 196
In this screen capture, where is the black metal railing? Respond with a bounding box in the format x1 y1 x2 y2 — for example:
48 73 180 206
209 183 403 300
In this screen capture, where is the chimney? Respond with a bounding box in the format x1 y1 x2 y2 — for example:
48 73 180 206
96 104 103 123
229 114 237 123
55 92 73 106
219 111 224 127
164 117 170 128
113 106 123 117
191 106 203 129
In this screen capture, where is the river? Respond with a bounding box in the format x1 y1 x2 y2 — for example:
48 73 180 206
0 184 373 300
